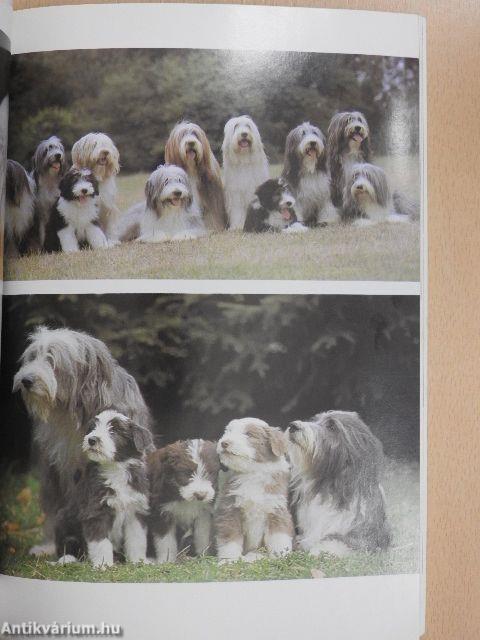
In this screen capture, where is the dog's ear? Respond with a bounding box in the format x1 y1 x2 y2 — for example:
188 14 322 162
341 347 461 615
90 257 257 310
145 176 157 211
132 423 154 454
267 428 287 458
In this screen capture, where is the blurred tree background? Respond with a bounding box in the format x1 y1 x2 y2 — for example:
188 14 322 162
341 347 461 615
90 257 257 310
8 49 419 171
1 294 419 469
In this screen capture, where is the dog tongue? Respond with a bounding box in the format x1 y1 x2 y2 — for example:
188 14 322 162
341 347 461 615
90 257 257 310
51 162 61 170
352 133 363 142
187 149 196 158
239 140 249 148
280 208 292 220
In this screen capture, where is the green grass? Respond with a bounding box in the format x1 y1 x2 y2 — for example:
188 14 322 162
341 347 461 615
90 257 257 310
4 158 420 282
0 459 419 583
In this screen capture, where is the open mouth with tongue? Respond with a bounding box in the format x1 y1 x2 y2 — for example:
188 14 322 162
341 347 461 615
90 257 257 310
306 145 318 157
50 161 62 172
238 138 251 150
97 156 108 166
279 206 294 221
167 196 184 206
350 132 364 143
186 148 197 161
75 194 90 204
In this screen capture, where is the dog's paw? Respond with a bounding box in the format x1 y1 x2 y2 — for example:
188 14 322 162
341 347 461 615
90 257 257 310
50 554 78 566
242 551 264 563
29 542 56 557
283 222 309 234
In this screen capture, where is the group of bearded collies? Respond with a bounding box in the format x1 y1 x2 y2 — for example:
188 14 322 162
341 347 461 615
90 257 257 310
5 111 417 256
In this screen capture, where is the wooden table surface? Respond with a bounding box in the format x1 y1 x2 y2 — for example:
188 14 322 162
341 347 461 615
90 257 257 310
11 1 480 638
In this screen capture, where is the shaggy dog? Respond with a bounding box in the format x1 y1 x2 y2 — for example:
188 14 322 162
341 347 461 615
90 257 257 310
148 439 220 563
165 121 227 231
12 327 153 558
244 178 307 233
215 418 293 562
118 164 207 243
327 111 371 209
5 159 37 257
222 115 269 230
44 168 111 253
287 411 391 556
31 136 67 248
71 132 121 239
342 163 413 225
282 122 337 226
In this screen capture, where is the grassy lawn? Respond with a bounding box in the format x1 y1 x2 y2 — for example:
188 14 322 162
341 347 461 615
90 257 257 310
4 158 420 282
0 459 419 583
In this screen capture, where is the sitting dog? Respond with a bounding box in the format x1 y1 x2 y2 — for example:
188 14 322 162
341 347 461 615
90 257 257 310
215 418 293 562
118 164 207 243
148 439 219 563
243 178 307 234
287 411 391 556
342 163 413 225
56 409 153 568
44 167 110 253
5 159 37 257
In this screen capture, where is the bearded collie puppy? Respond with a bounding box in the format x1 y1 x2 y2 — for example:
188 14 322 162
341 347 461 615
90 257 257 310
215 418 293 562
342 163 412 225
282 122 337 226
44 168 110 253
287 411 391 557
118 164 207 243
71 132 121 239
327 111 371 209
148 439 220 563
222 116 269 230
244 178 307 233
31 135 67 248
55 410 153 568
164 121 227 232
5 159 37 257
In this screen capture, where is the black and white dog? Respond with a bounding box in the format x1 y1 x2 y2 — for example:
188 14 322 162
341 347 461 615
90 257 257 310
31 136 67 248
57 410 153 568
243 178 307 233
287 411 391 556
282 122 337 226
44 167 110 253
5 159 37 257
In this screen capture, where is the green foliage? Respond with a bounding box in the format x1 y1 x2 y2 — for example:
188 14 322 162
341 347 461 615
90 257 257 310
8 49 419 170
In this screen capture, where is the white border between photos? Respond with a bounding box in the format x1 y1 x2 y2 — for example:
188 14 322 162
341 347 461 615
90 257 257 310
12 2 423 57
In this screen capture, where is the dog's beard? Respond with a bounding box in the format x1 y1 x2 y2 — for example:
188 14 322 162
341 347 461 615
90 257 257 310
22 390 55 422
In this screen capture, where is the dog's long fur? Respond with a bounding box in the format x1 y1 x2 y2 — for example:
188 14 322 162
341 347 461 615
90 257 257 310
244 178 307 234
215 418 293 562
165 122 227 232
342 163 413 225
287 411 391 556
327 111 371 209
118 164 207 243
12 327 153 558
44 168 110 252
5 159 37 257
71 132 121 239
282 122 337 226
222 116 269 230
31 136 67 248
148 439 220 563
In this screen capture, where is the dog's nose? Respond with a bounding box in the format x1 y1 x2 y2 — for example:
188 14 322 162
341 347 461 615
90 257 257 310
194 491 207 501
284 200 293 207
54 153 62 160
88 437 98 446
288 422 300 433
173 190 182 197
241 132 248 139
81 188 88 195
355 184 364 191
21 376 34 390
221 441 229 450
354 126 361 133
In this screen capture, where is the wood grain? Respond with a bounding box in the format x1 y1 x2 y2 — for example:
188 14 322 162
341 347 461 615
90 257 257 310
10 1 480 638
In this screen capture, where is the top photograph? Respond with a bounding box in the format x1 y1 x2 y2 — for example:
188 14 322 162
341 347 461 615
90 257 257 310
5 47 421 282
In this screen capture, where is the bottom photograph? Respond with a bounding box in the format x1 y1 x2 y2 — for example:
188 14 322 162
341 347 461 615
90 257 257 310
0 293 420 583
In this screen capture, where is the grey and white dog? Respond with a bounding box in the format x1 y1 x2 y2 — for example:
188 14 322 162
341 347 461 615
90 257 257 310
282 122 337 226
12 326 153 558
5 159 37 257
286 410 391 556
31 136 67 247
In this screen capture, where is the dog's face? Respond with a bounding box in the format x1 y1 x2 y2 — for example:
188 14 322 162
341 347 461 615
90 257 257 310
151 440 218 504
217 418 287 473
348 163 389 207
176 124 205 166
59 168 99 204
33 136 66 178
256 179 296 223
145 164 192 214
292 123 325 163
71 133 120 179
83 409 152 463
224 116 262 155
334 111 369 152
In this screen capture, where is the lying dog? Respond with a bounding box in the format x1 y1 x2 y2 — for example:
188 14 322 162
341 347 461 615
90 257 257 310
215 418 293 562
243 178 307 234
56 410 153 568
287 411 391 556
148 439 219 563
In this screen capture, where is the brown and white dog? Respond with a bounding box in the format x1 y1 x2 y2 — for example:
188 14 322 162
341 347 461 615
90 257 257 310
148 439 220 563
215 418 293 562
71 132 121 239
165 121 227 232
